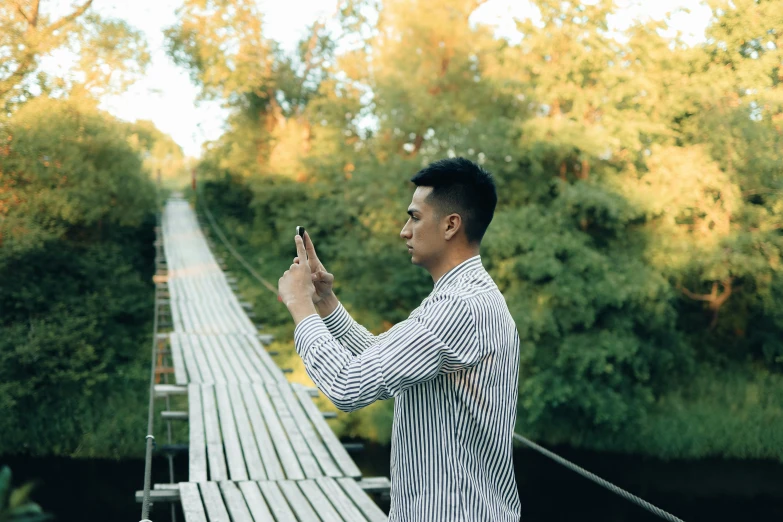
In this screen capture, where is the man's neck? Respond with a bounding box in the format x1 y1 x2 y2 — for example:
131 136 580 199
430 249 480 284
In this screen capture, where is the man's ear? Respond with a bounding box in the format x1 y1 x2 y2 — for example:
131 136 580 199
444 213 462 241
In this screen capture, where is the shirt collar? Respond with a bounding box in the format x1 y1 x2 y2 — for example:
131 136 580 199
433 255 483 292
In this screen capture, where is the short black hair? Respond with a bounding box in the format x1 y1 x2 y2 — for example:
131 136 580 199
410 157 497 244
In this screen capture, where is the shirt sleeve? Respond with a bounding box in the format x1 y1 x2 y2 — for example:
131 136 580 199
321 302 384 356
294 294 484 412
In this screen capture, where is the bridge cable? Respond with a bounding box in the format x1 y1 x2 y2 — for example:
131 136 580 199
197 194 278 295
513 434 685 522
139 210 162 522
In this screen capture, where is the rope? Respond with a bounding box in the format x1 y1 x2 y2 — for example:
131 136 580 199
139 211 162 522
197 194 278 295
513 434 686 522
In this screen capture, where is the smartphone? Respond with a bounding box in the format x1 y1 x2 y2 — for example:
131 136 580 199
296 226 307 259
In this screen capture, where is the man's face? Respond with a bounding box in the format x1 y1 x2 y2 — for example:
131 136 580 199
400 186 444 269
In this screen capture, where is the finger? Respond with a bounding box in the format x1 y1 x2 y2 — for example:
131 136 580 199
294 234 308 263
303 231 320 265
293 257 299 264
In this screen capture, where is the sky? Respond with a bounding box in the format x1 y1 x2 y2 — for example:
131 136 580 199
82 0 713 158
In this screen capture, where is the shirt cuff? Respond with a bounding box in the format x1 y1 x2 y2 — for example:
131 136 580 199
293 314 331 356
321 302 354 339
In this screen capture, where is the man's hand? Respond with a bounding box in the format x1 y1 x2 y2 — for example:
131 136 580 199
292 231 338 317
278 235 317 324
298 231 335 304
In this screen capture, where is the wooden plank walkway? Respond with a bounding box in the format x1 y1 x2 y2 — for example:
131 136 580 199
177 479 387 522
159 197 385 521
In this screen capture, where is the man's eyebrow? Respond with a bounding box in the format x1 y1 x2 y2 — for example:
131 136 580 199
407 208 420 217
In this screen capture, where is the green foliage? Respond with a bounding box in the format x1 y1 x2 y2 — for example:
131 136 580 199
176 0 783 460
0 466 50 522
0 1 150 108
0 97 157 457
483 197 692 439
126 119 190 190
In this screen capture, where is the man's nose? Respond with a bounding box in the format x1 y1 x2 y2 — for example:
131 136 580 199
400 223 411 239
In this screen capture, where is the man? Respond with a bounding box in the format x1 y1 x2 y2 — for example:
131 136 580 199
278 157 521 521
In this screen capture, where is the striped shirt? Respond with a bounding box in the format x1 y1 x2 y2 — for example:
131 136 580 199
294 255 521 521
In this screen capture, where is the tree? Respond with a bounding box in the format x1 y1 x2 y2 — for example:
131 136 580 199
0 1 150 109
0 97 158 456
175 0 783 458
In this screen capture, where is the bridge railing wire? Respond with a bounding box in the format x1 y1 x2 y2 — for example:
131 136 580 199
513 434 685 522
139 209 162 522
197 188 688 522
196 188 278 296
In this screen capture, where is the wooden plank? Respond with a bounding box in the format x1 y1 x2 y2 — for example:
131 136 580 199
297 479 343 522
245 334 287 383
190 334 215 383
214 384 248 480
213 303 233 335
180 333 203 383
228 336 264 383
193 298 211 334
227 383 265 480
293 384 362 479
181 300 195 332
189 296 206 332
179 482 208 522
199 482 230 522
315 477 368 521
277 481 320 522
218 481 254 522
210 288 235 334
188 297 203 332
279 384 342 477
257 481 297 522
337 478 388 522
200 297 222 334
223 299 248 335
200 335 227 383
357 477 391 493
216 336 251 384
202 385 228 480
209 335 240 383
188 383 207 482
155 384 187 397
233 336 274 383
169 333 188 384
248 383 303 480
171 299 184 331
240 383 286 480
237 481 275 522
208 297 229 334
266 384 322 478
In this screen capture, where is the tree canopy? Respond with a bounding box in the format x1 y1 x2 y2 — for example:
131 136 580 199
170 0 783 459
0 2 169 457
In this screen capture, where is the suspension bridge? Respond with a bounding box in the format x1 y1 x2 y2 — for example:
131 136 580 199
136 194 389 521
136 193 686 522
